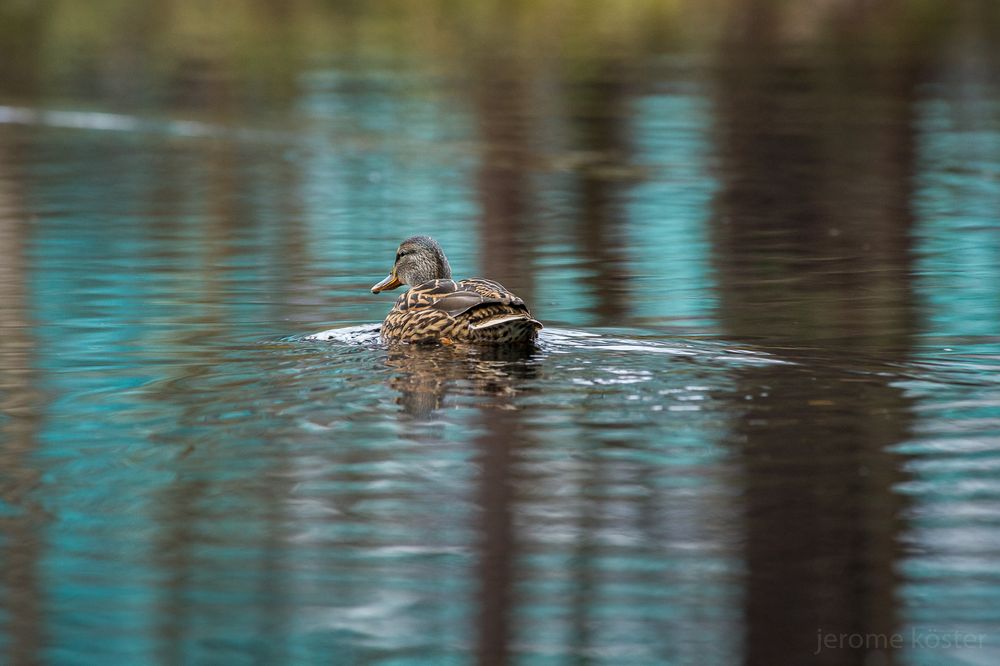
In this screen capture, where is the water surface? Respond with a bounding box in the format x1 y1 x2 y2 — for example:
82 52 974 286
1 2 1000 664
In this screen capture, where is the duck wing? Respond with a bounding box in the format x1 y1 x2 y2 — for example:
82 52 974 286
401 279 526 317
385 278 541 344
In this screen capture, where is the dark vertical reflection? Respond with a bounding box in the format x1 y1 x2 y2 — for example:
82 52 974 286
472 94 522 660
0 139 44 666
474 408 517 666
153 475 203 665
468 47 535 660
567 60 636 326
710 4 931 664
472 52 535 301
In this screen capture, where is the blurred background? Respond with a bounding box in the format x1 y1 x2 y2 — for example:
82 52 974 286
1 1 999 664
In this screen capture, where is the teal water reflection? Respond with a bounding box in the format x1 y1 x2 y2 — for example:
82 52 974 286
1 2 1000 665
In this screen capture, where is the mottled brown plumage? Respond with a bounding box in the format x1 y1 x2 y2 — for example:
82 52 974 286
370 236 542 345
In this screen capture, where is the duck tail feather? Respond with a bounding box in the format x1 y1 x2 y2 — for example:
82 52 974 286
470 314 543 331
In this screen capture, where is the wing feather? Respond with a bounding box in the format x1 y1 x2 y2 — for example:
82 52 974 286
381 277 539 343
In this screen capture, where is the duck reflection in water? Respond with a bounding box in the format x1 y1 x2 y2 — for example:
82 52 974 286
383 343 539 418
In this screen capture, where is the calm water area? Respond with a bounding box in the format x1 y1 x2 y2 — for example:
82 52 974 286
1 2 999 664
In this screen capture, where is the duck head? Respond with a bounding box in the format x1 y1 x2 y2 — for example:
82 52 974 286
371 236 453 293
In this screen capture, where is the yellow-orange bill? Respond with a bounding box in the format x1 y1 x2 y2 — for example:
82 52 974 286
371 273 402 293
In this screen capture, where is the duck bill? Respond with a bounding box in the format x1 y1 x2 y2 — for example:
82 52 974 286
371 273 402 293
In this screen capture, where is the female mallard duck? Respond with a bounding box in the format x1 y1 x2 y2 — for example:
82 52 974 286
370 236 542 345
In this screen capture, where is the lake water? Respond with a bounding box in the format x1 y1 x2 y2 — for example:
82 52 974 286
1 2 999 665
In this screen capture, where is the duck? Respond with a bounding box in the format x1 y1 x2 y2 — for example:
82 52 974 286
370 236 542 345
